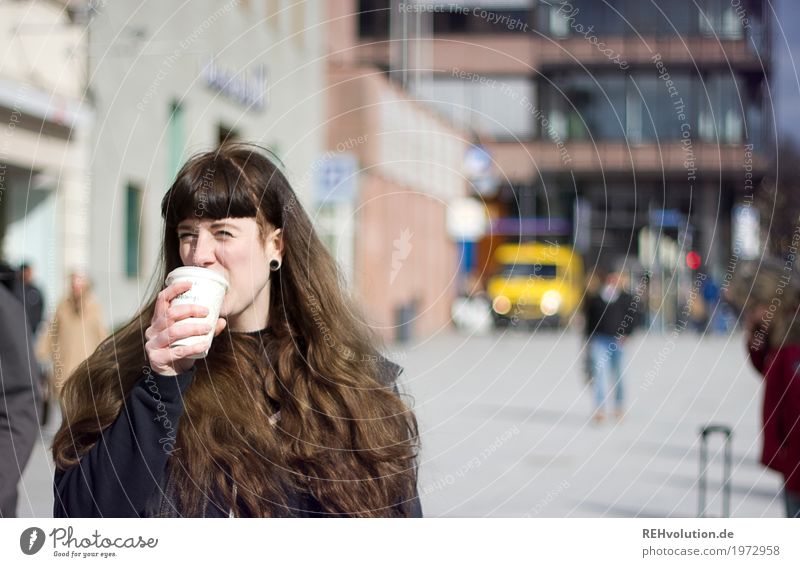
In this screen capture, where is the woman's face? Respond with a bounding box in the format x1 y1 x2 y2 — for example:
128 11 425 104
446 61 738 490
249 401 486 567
176 217 283 331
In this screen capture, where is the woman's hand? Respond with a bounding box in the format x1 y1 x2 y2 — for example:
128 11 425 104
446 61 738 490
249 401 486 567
145 281 227 376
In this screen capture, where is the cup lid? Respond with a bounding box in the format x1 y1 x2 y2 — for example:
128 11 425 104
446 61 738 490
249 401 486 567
166 266 229 290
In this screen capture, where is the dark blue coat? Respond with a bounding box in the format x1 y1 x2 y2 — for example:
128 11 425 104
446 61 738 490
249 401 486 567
53 356 421 518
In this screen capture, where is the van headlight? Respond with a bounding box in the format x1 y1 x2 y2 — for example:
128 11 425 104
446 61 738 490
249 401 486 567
492 295 512 315
540 290 562 316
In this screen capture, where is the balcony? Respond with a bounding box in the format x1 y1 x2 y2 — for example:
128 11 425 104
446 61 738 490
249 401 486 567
352 34 766 75
535 36 767 71
484 140 767 180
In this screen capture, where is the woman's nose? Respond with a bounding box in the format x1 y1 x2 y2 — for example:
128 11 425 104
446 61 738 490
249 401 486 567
191 232 217 267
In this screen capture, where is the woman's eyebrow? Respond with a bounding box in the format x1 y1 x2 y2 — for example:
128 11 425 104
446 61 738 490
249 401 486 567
209 221 240 231
176 221 239 231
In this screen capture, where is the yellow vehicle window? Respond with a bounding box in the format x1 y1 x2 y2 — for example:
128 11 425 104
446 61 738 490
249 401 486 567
500 263 557 278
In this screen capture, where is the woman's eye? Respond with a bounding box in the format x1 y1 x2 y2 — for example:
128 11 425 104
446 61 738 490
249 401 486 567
217 231 233 238
178 233 197 240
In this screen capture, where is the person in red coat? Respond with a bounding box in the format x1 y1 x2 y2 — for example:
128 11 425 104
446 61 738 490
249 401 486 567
747 304 800 518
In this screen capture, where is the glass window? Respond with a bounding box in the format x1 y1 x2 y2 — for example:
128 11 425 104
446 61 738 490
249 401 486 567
546 4 570 37
358 0 390 38
433 10 468 34
627 0 659 36
545 74 591 141
543 73 627 141
699 0 744 39
654 0 698 37
743 78 765 148
627 73 693 142
626 75 657 144
501 263 557 278
415 76 535 140
167 100 185 180
570 0 626 35
539 69 754 144
595 75 627 140
698 73 743 143
663 75 693 140
125 183 142 279
433 9 531 34
538 0 728 38
745 2 767 52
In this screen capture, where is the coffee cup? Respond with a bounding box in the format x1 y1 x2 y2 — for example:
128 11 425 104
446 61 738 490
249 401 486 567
165 266 228 359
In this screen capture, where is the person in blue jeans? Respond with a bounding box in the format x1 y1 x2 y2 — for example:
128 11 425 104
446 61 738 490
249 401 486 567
585 266 639 423
589 334 625 421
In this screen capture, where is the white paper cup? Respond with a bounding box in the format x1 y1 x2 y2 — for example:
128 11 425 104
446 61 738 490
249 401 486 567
165 267 229 359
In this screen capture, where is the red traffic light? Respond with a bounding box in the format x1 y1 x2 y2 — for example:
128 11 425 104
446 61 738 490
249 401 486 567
686 251 701 270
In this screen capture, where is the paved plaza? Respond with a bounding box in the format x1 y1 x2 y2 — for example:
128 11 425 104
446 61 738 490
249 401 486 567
15 329 783 518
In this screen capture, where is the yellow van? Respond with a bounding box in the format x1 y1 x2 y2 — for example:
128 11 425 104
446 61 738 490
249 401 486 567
487 242 584 327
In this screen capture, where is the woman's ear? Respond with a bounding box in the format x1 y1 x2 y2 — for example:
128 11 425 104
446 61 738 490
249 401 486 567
271 228 284 256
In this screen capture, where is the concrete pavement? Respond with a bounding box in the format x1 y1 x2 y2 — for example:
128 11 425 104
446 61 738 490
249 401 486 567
14 329 784 517
408 329 782 517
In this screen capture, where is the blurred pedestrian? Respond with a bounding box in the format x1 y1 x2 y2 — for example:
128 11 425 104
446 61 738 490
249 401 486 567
701 275 723 333
452 274 492 334
0 261 42 517
688 286 708 333
585 264 639 423
12 261 46 338
746 300 800 518
581 272 602 384
11 262 49 424
36 271 108 398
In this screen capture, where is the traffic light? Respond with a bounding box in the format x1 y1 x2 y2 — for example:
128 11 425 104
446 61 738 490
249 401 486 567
686 251 702 270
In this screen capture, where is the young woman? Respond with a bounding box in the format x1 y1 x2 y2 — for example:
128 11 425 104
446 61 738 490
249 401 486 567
52 143 421 517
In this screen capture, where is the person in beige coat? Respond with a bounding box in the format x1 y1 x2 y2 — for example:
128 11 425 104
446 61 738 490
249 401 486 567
37 273 108 396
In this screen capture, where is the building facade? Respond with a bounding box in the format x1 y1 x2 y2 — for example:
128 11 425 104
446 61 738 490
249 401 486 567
350 0 771 325
88 0 325 328
325 2 469 341
0 0 91 315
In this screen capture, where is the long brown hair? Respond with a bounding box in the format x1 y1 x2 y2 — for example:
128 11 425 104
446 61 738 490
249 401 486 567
52 143 420 516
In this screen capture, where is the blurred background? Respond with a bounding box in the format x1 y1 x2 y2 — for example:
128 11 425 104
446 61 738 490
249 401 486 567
2 0 800 518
